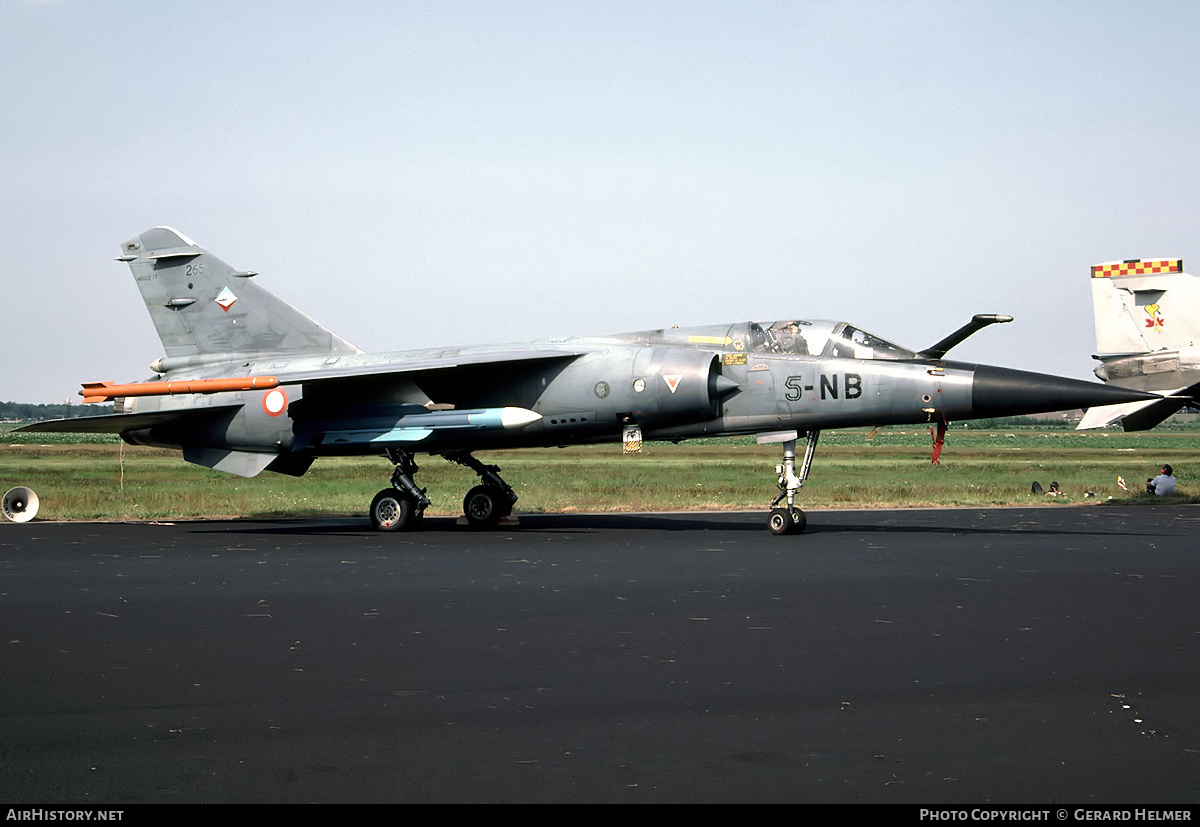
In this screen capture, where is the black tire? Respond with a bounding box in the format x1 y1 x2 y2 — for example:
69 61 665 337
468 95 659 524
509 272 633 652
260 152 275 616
370 489 419 532
768 508 792 535
463 485 503 528
767 507 806 535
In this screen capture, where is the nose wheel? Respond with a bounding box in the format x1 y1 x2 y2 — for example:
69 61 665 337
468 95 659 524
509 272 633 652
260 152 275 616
760 429 819 535
769 507 806 535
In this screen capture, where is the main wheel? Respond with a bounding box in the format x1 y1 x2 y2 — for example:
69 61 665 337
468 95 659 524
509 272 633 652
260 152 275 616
463 485 505 528
370 489 420 532
768 507 806 535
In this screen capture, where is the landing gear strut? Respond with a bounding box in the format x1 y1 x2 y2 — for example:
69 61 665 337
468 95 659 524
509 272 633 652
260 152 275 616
367 448 521 532
764 429 819 535
446 451 518 529
369 448 431 532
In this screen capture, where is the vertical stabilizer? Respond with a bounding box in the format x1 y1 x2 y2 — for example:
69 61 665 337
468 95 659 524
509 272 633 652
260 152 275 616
120 227 359 362
1085 258 1200 430
1090 259 1199 355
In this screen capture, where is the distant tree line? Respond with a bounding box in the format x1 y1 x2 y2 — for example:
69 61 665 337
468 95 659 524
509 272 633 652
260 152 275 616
0 401 113 421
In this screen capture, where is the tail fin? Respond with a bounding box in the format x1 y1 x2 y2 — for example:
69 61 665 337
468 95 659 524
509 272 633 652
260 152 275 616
1087 258 1200 430
1089 259 1198 355
120 227 359 367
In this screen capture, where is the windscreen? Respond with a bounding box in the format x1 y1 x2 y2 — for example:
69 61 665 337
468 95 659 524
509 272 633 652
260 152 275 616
827 324 916 360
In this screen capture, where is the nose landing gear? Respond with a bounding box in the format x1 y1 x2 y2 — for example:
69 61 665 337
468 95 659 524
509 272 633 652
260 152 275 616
761 429 819 535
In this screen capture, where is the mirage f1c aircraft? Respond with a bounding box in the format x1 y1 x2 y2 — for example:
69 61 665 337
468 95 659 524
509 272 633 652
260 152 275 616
21 227 1157 534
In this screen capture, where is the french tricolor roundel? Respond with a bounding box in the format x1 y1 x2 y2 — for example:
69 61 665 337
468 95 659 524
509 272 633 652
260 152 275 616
262 388 288 417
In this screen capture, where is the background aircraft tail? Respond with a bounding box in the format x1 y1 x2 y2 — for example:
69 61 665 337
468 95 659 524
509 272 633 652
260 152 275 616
1082 259 1200 431
120 227 359 367
1089 259 1198 355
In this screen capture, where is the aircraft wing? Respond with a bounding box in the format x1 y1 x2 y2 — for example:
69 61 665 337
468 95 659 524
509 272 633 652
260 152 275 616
38 350 588 414
277 348 582 384
13 405 243 435
276 349 587 409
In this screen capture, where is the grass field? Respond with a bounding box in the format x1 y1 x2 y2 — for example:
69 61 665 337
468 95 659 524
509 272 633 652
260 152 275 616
2 425 1196 521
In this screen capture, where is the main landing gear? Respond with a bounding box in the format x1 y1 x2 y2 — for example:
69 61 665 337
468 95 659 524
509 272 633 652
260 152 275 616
369 448 432 532
368 448 519 532
446 451 518 529
764 429 819 536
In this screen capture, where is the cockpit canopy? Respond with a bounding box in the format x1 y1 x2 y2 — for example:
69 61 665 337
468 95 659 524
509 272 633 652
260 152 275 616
749 320 915 360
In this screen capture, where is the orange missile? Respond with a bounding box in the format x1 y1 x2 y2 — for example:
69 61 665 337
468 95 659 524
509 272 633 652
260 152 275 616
80 376 279 403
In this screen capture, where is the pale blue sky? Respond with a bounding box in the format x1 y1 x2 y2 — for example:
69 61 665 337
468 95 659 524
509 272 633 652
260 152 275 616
3 0 1199 403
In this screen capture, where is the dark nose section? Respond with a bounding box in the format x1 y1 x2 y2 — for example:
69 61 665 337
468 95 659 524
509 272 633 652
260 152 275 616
971 365 1160 418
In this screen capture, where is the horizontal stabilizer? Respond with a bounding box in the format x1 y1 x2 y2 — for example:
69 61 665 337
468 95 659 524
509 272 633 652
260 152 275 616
1076 389 1188 431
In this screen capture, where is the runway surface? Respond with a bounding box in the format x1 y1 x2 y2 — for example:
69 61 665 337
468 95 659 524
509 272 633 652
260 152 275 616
2 506 1199 804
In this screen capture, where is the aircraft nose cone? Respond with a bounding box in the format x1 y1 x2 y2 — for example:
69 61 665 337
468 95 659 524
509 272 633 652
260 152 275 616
971 365 1160 418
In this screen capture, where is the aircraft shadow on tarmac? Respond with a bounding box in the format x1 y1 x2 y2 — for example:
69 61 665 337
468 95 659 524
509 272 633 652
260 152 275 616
187 510 1170 537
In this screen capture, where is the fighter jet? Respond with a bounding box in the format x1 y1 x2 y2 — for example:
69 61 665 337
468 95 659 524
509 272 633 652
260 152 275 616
20 227 1157 534
1077 258 1200 431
